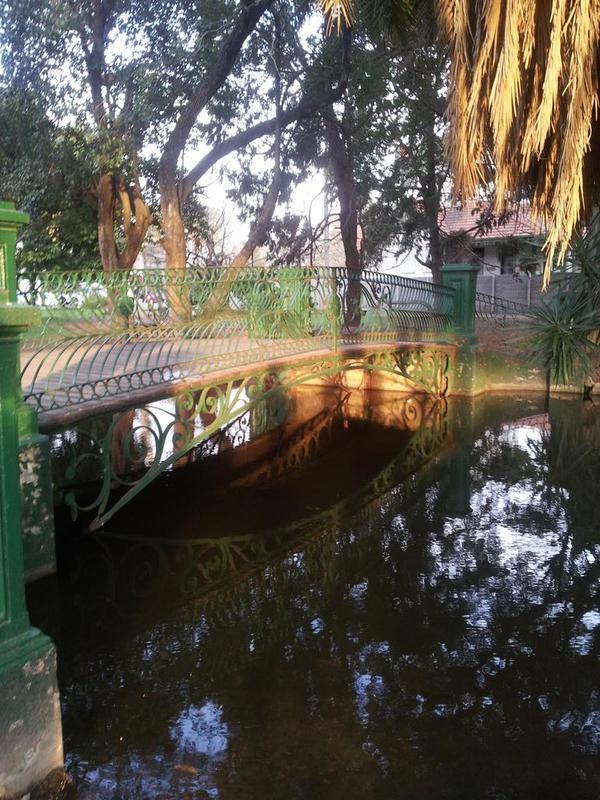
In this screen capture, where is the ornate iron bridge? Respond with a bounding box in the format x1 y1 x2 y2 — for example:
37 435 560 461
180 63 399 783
19 266 454 421
21 266 456 528
51 346 451 530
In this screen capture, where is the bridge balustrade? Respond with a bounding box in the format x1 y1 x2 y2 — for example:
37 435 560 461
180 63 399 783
17 266 455 417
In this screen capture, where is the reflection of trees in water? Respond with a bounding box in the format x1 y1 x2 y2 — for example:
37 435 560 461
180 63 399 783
42 397 600 799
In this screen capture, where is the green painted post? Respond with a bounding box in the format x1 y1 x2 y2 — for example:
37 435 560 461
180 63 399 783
442 262 480 395
0 201 28 302
0 202 57 581
0 294 64 797
0 298 40 642
442 262 480 340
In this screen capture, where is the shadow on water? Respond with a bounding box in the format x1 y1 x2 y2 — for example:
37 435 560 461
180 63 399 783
26 389 600 799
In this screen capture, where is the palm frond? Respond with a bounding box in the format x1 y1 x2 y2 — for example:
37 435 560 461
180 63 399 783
439 0 600 286
360 0 435 42
318 0 354 32
319 0 427 41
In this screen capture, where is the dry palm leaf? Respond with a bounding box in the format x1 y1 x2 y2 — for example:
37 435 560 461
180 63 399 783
438 0 600 285
318 0 354 32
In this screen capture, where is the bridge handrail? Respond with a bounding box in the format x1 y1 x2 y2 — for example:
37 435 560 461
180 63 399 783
17 265 454 339
475 291 529 327
17 266 455 415
17 264 452 293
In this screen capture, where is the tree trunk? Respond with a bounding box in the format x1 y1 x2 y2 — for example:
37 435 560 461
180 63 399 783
421 109 444 285
97 174 129 327
324 109 362 325
156 0 276 323
97 173 152 272
427 217 444 284
115 178 152 270
97 174 120 271
161 180 187 270
96 174 152 325
160 171 191 321
322 28 362 327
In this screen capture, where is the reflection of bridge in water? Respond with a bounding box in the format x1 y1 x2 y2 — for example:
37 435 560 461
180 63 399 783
55 390 450 630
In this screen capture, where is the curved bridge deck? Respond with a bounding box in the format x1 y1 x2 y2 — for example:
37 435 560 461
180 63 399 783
19 266 455 429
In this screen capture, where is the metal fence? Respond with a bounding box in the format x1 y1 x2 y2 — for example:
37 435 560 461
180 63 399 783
475 291 529 327
17 266 454 416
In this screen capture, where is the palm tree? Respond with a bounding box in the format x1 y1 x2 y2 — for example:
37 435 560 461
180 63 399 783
322 0 600 286
437 0 600 284
319 0 417 35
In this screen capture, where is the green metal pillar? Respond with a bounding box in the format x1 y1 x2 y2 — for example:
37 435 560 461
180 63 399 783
0 202 56 581
18 408 57 582
0 295 63 798
442 262 480 340
0 201 28 302
443 262 480 394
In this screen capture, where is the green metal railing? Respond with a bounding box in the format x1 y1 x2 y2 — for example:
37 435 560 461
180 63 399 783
18 266 455 416
475 291 529 327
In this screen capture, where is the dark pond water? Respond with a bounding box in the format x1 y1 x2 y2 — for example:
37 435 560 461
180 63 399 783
28 390 600 799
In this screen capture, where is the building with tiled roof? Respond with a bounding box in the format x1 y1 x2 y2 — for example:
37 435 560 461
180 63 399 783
440 201 546 275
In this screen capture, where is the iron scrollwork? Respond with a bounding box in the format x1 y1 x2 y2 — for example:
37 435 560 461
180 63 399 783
52 347 451 529
66 393 450 638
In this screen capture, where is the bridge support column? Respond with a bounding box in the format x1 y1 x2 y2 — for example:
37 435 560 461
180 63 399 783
18 406 56 582
443 262 480 395
0 202 56 581
0 297 64 799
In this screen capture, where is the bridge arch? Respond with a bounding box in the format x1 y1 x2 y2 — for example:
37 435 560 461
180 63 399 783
57 345 452 530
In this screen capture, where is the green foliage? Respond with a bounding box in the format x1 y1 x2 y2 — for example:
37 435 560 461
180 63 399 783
0 89 100 271
1 0 335 271
518 213 600 388
523 292 600 386
356 0 420 41
0 0 449 277
358 32 448 271
564 212 600 294
263 8 449 274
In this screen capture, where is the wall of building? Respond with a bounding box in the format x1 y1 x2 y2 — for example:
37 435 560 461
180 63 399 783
481 244 503 272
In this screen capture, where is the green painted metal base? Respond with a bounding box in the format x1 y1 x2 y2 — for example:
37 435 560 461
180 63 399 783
442 262 480 340
0 629 63 799
19 433 56 582
17 403 56 582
